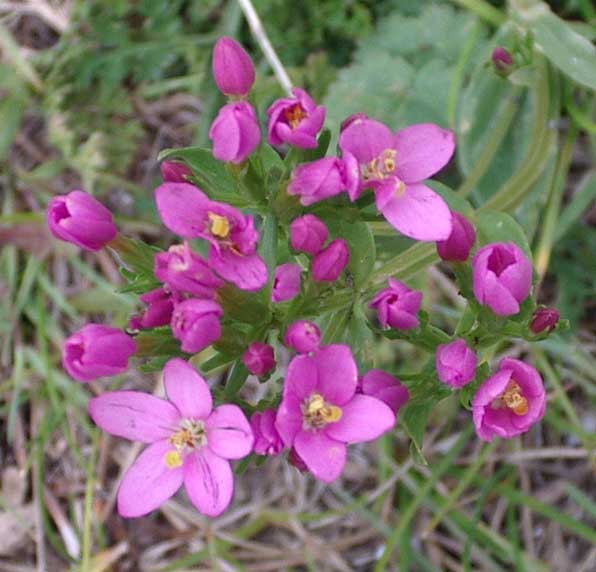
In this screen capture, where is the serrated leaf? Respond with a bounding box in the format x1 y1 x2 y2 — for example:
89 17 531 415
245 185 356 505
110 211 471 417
476 210 533 260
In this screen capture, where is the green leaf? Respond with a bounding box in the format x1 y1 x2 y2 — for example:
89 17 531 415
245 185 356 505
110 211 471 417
223 359 249 400
135 327 185 358
475 210 533 259
513 0 596 90
109 235 162 294
426 181 474 217
399 398 436 462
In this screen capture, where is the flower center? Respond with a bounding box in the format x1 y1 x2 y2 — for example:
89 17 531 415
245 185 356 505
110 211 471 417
164 419 207 469
208 212 230 239
284 104 307 129
493 380 528 416
362 149 397 181
302 392 342 429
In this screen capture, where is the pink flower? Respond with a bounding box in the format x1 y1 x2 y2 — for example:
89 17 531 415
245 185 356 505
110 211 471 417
212 36 255 96
209 101 261 164
171 299 223 353
242 342 275 376
154 243 224 298
275 345 395 482
472 358 546 442
47 190 117 251
129 287 178 330
272 263 302 302
63 324 135 382
89 358 253 517
284 320 321 353
369 279 422 330
267 87 326 149
339 118 454 241
359 370 409 413
155 183 268 291
436 211 476 262
289 214 329 255
250 410 283 455
530 307 560 334
311 239 349 282
435 340 477 388
472 242 532 316
287 155 359 205
160 161 191 183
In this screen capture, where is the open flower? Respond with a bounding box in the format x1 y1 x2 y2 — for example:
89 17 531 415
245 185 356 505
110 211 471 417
155 183 268 291
472 358 546 442
267 88 325 149
275 345 395 482
339 118 454 241
89 358 253 517
369 279 422 330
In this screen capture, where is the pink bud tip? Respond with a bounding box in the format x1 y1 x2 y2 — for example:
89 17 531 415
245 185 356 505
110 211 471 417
290 214 329 255
530 307 560 334
250 410 284 455
492 47 513 75
435 340 477 388
284 320 321 353
212 36 255 96
242 342 275 376
160 161 192 183
436 211 476 262
311 239 349 282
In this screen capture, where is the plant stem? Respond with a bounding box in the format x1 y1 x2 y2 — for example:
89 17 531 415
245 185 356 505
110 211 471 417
449 0 506 26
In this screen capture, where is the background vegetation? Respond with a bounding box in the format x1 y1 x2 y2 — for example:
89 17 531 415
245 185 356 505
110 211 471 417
0 0 595 570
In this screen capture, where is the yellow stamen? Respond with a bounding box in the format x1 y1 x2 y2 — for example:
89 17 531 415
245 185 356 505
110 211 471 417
208 212 230 239
395 180 406 198
501 380 528 416
303 393 342 428
164 450 183 469
284 104 307 129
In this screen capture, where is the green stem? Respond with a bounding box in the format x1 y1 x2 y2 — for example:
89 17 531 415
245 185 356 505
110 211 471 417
449 0 506 26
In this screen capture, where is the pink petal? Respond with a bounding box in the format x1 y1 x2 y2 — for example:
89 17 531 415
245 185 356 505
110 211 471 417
154 183 210 238
393 123 455 183
183 448 233 517
314 345 358 405
209 248 268 292
89 391 180 443
275 395 304 447
206 404 254 459
375 182 452 241
163 358 212 420
325 395 395 443
117 440 184 518
283 354 318 401
339 118 394 163
476 272 520 316
294 430 346 483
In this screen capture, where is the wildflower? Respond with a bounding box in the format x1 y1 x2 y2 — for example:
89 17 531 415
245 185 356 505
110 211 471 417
267 88 325 149
242 342 275 376
160 161 192 183
369 279 422 330
289 214 329 255
359 370 409 412
272 263 302 302
312 239 349 282
129 287 178 330
47 190 117 251
530 307 560 334
155 183 268 291
154 243 223 298
88 358 253 517
472 242 532 316
63 324 135 382
339 118 454 241
284 320 321 353
435 340 477 388
287 155 359 205
436 211 476 262
171 299 223 353
250 410 284 455
212 36 255 96
275 345 395 482
492 47 514 76
209 101 261 164
472 358 546 442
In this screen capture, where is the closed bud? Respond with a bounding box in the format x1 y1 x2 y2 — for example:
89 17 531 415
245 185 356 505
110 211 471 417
436 211 476 262
242 342 275 376
160 161 191 183
250 409 284 455
359 370 409 412
369 278 422 330
212 36 255 96
311 239 349 282
436 339 477 388
290 214 329 255
272 263 302 302
171 299 223 353
284 320 321 353
492 47 514 76
530 307 560 334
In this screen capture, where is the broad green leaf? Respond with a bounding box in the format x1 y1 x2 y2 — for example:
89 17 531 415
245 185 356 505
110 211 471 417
476 210 533 259
426 180 474 217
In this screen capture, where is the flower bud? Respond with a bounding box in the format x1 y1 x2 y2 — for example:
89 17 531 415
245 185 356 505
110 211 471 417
369 278 422 330
288 448 308 472
242 342 275 376
359 370 409 412
128 287 178 330
284 320 321 353
290 214 329 255
311 239 349 282
250 409 284 455
492 47 514 76
472 242 532 317
272 263 302 303
160 161 191 183
209 101 261 164
212 36 255 96
62 324 136 382
47 190 117 251
436 211 476 262
530 307 560 334
340 112 368 134
171 299 223 353
435 339 477 388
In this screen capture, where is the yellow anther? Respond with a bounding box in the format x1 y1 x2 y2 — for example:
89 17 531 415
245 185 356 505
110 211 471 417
501 380 528 416
303 393 342 428
164 450 183 469
208 212 230 239
395 180 406 198
284 104 307 129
